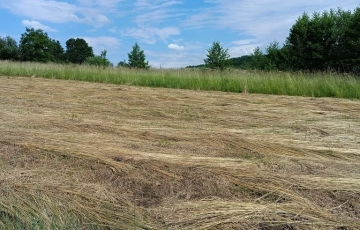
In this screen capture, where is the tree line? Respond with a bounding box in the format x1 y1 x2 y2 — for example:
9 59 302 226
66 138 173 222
1 6 359 73
251 6 360 74
0 28 149 68
192 6 360 74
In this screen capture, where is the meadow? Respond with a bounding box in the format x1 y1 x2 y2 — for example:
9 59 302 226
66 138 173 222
0 62 360 229
1 61 360 99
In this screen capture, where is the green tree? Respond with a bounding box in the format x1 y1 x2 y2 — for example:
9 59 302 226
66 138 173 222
265 41 282 71
249 42 294 71
264 40 295 71
128 43 150 69
307 11 339 71
228 55 253 69
84 50 112 67
204 41 230 70
330 8 353 72
285 7 359 72
51 40 65 63
342 6 360 73
250 47 270 70
65 38 94 64
0 36 19 61
19 28 60 62
279 40 296 71
117 60 129 68
286 13 312 71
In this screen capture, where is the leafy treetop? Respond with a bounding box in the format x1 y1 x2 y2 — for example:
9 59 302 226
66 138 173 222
65 38 94 64
19 28 62 63
128 43 150 69
0 36 19 61
204 41 230 70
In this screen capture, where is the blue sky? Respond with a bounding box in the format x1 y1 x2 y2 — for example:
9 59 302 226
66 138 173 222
0 0 359 68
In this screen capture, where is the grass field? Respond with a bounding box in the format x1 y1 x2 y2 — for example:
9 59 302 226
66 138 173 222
1 76 359 229
1 61 360 99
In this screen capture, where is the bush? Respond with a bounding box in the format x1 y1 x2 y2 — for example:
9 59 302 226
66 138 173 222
84 50 112 67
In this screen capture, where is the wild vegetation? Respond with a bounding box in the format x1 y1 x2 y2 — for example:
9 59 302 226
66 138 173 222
1 61 360 99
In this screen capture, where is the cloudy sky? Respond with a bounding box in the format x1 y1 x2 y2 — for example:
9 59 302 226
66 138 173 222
0 1 359 68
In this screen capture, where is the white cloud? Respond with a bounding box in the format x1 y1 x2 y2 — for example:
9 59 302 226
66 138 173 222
121 27 180 44
168 44 185 51
77 0 125 8
81 36 120 55
171 38 184 43
183 0 360 45
21 20 58 32
0 0 79 23
145 41 210 68
109 0 183 44
0 0 112 27
146 50 204 68
83 11 111 26
181 11 214 29
132 0 183 25
182 41 206 50
135 0 182 11
231 39 255 46
228 43 260 57
228 39 261 57
133 9 173 25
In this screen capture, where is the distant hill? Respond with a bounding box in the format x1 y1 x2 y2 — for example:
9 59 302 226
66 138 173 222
186 55 253 69
228 55 253 69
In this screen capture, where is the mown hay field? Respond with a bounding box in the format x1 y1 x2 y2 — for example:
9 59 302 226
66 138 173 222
1 76 360 229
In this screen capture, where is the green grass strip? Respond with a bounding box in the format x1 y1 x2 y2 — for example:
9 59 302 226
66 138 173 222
1 61 359 99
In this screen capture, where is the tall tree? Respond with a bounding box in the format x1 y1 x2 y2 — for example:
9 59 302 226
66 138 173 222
330 8 353 72
265 41 282 71
286 13 312 71
65 38 94 64
264 40 295 71
204 41 230 70
342 7 360 73
128 43 150 69
19 28 59 62
279 40 296 71
249 47 269 70
0 36 19 61
285 7 360 73
51 40 65 63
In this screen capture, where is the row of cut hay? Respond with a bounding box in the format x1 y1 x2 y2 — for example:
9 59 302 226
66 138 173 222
0 141 153 230
1 76 359 229
3 140 360 229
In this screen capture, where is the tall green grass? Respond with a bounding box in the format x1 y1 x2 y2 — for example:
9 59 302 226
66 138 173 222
1 61 359 99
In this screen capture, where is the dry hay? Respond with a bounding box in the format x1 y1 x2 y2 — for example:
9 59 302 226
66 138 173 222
0 76 360 229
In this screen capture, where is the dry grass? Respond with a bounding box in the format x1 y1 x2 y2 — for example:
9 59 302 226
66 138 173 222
1 76 360 229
